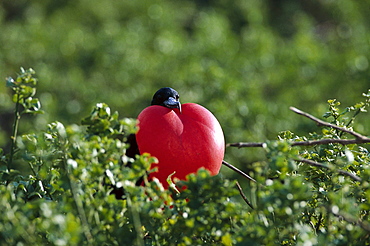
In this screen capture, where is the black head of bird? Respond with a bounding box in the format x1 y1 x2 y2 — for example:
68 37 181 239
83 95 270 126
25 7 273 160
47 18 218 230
151 87 182 113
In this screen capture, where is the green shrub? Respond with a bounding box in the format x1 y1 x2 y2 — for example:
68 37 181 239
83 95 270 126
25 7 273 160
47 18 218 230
1 68 369 245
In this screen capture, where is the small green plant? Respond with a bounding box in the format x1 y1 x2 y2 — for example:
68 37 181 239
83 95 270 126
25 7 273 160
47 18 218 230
5 67 43 168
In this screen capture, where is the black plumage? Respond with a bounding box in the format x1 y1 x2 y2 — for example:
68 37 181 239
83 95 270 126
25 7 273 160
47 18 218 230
109 87 181 199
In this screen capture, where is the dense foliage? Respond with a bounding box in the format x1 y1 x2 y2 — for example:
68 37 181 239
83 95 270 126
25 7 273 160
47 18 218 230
0 68 369 245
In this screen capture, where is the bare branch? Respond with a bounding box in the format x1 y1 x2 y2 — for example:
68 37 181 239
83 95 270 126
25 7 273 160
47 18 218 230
227 142 265 148
228 107 370 148
235 181 254 209
228 138 370 148
227 107 365 183
222 160 256 183
290 138 370 146
329 206 370 232
296 158 362 182
289 106 368 140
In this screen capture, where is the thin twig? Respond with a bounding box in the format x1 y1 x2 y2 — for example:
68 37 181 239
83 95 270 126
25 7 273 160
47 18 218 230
126 194 145 246
296 158 362 182
228 138 370 148
235 181 254 209
8 93 21 168
62 155 93 244
291 138 370 146
228 107 370 148
329 206 370 232
222 160 256 183
289 106 368 140
227 142 265 148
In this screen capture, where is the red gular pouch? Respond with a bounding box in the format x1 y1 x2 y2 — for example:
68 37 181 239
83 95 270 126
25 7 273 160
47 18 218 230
136 103 225 189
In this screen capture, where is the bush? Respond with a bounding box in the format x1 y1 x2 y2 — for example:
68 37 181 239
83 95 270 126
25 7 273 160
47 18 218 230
1 68 369 245
1 1 370 169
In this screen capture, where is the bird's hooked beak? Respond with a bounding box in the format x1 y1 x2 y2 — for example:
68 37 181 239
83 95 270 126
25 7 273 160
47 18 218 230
163 97 182 114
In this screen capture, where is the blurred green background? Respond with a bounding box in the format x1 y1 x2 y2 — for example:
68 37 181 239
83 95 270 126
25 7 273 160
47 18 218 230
1 0 369 176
